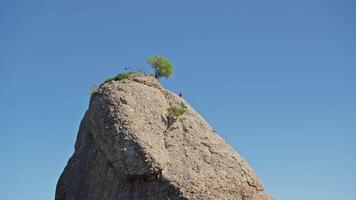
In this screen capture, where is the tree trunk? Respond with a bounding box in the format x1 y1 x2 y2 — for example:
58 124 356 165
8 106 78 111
154 67 158 78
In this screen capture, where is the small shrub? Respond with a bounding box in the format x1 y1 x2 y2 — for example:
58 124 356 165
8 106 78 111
115 72 133 81
103 72 133 84
167 102 187 127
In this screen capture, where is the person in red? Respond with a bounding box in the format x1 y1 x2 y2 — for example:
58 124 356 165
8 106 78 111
179 91 183 98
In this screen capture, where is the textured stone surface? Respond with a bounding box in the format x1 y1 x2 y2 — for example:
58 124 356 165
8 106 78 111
56 73 274 200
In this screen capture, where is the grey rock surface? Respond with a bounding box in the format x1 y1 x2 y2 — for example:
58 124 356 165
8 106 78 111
56 73 273 200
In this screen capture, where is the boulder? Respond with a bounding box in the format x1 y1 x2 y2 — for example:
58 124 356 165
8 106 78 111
56 73 273 200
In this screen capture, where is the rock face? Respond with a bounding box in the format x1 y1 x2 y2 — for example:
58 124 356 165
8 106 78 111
56 73 273 200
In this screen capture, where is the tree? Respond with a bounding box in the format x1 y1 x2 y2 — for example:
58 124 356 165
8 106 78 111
147 55 173 79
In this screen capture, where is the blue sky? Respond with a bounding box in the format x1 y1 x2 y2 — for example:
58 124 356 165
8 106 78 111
0 0 355 199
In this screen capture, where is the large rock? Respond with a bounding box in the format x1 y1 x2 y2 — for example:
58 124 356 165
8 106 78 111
56 73 273 200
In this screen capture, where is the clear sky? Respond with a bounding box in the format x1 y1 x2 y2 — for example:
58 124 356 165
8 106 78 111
0 0 355 199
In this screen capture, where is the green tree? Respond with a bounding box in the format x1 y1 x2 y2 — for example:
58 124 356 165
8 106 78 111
147 55 173 79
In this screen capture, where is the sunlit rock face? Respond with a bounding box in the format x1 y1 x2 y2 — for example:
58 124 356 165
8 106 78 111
55 73 273 200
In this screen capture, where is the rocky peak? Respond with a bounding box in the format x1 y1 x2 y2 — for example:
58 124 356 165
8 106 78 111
56 73 273 200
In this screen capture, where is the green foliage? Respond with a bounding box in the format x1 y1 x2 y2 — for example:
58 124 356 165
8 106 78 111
147 55 173 79
103 72 133 84
167 102 187 127
168 102 187 118
115 72 133 80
